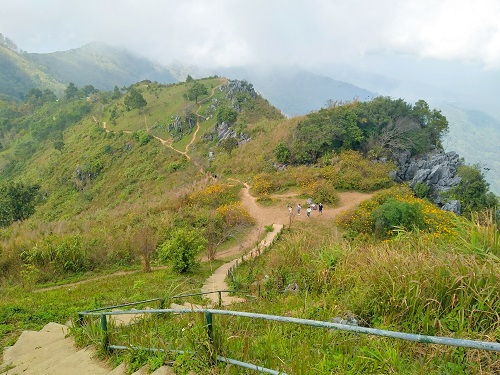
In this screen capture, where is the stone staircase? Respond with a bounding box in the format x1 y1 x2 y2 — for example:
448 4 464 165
0 323 175 375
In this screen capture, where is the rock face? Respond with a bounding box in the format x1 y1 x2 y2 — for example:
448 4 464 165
393 150 462 212
212 121 251 144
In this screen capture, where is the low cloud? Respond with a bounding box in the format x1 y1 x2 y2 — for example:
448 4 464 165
2 0 500 70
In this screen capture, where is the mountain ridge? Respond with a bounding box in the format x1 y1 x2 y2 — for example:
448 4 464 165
1 35 498 193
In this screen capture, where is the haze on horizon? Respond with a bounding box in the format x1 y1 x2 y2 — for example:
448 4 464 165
2 0 500 117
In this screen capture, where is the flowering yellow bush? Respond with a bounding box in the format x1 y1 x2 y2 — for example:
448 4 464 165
252 173 274 196
188 184 233 207
337 185 459 239
322 150 394 191
216 202 255 227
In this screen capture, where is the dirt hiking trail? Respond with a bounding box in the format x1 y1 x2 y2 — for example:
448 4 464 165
2 79 374 373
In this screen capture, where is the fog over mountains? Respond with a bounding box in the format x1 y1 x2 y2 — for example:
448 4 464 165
1 37 499 194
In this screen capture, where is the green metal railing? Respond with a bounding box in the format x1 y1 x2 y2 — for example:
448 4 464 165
78 301 500 374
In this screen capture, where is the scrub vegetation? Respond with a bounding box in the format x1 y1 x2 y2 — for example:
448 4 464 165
1 76 499 374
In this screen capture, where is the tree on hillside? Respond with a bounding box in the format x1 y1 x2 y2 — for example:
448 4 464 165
274 141 291 164
25 88 43 105
157 227 206 273
124 87 147 110
82 85 97 97
446 165 499 217
132 225 159 272
217 106 238 124
220 137 238 155
42 89 57 103
187 82 208 103
0 182 40 227
25 88 57 107
64 82 79 100
111 85 122 100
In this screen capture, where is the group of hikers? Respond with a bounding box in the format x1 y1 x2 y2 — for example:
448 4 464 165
289 202 323 217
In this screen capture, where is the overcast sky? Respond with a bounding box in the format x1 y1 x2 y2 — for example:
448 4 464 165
2 0 500 71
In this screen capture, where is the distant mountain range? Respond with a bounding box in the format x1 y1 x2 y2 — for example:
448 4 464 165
26 42 177 90
215 67 376 116
0 41 64 100
0 34 498 194
0 40 177 100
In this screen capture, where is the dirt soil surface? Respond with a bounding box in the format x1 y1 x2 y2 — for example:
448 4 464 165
213 183 372 261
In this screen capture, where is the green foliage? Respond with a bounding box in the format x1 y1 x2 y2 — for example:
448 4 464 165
29 100 92 141
166 161 183 172
446 165 499 217
0 181 40 227
20 235 91 274
311 181 338 205
219 137 238 155
124 87 147 110
274 141 291 164
157 228 207 273
291 104 364 164
413 181 430 198
371 198 423 237
133 129 152 145
216 105 238 124
53 139 64 151
187 81 208 103
64 82 79 100
289 97 449 165
111 85 122 100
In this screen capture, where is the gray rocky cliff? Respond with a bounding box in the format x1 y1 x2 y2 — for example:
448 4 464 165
392 150 462 213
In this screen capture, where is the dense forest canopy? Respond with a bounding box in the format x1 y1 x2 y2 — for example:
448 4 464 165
286 97 448 164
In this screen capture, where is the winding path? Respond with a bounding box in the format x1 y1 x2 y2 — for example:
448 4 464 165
54 80 373 306
151 80 226 162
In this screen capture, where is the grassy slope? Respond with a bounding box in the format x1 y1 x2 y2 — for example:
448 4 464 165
26 42 177 91
0 44 65 100
2 78 499 374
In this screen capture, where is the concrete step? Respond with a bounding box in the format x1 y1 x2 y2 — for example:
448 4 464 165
151 366 176 375
3 323 68 363
1 323 112 375
108 363 127 374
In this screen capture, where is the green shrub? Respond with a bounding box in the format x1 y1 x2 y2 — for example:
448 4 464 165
413 181 430 198
157 228 207 273
274 141 291 164
133 130 151 145
321 151 393 191
312 181 338 205
20 235 91 274
371 198 423 237
167 162 183 173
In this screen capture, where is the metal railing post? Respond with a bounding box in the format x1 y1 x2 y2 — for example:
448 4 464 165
218 291 222 308
205 311 213 343
101 314 109 353
77 313 84 327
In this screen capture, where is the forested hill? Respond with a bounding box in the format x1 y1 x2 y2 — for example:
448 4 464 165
0 34 179 101
26 42 177 91
0 34 65 101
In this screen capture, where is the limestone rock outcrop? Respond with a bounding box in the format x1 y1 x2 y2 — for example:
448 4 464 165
392 150 462 213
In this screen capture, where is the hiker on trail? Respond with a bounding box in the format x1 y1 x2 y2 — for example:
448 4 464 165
289 206 293 216
297 203 301 215
318 203 323 214
307 206 311 217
